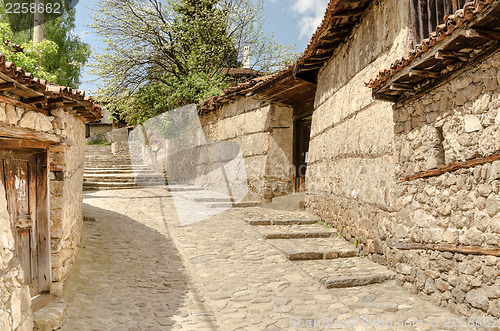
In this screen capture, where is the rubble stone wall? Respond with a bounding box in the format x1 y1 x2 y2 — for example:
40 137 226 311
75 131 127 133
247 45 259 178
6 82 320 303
0 103 86 303
392 53 500 317
200 98 294 201
306 0 411 254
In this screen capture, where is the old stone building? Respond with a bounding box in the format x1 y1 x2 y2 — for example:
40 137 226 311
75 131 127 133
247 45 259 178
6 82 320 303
0 55 101 329
199 0 500 317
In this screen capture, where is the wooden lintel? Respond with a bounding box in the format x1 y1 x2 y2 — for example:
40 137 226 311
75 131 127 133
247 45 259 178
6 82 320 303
409 69 440 78
331 8 365 19
309 54 333 61
0 122 61 144
435 50 470 62
462 28 500 41
62 102 79 108
23 96 46 104
374 93 399 102
0 82 17 91
396 242 500 257
0 137 51 150
72 106 87 112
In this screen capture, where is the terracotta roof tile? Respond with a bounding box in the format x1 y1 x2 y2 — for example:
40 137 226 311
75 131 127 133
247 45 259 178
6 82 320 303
0 53 102 121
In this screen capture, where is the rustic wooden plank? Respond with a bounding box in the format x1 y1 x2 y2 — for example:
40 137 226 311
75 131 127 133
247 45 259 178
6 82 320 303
401 152 500 181
374 93 400 102
410 0 421 45
36 152 51 293
0 122 61 144
31 294 53 312
46 97 64 105
0 159 4 188
396 242 500 256
428 0 437 37
419 0 430 43
390 83 416 91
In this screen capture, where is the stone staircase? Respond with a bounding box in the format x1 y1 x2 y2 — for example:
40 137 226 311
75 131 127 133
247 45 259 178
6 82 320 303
84 145 167 191
248 219 396 289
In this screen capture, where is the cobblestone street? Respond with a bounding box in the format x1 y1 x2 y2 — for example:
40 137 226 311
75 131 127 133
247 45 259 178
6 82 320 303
61 188 475 330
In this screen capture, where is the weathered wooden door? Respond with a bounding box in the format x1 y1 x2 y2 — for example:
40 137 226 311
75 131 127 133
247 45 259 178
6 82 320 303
0 145 50 296
294 116 312 192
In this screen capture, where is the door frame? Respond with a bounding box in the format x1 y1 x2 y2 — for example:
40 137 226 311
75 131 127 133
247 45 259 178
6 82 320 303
293 115 312 192
0 138 51 296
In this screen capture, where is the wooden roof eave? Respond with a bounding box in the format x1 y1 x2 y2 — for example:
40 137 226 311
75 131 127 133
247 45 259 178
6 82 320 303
373 1 500 103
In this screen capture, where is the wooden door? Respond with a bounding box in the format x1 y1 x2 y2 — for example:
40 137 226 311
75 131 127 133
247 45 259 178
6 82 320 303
0 146 50 296
294 116 312 192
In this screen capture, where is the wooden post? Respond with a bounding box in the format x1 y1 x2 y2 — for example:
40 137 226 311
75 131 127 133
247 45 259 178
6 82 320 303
33 0 44 44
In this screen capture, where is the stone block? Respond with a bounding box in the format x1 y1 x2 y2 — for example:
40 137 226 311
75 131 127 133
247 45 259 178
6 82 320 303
464 115 482 133
465 288 489 310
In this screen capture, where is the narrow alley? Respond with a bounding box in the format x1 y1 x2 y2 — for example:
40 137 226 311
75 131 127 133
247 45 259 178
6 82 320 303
60 187 468 330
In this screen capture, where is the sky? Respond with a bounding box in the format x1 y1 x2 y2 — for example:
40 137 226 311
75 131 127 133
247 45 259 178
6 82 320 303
73 0 329 94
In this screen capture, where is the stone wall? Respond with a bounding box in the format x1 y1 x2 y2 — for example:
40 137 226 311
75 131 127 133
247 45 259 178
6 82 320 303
200 98 294 201
391 53 500 317
306 0 412 252
0 182 33 331
0 103 87 303
49 109 86 296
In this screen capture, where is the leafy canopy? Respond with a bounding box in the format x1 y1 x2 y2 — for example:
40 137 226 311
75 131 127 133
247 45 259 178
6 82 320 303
91 0 296 124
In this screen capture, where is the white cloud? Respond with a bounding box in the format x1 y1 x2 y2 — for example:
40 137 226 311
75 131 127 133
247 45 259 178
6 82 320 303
291 0 329 39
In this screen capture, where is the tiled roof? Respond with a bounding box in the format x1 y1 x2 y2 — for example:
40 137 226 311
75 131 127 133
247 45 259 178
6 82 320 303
0 54 102 122
200 0 373 111
365 0 497 90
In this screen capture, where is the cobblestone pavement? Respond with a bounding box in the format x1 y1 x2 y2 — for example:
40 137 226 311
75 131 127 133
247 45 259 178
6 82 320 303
61 188 476 330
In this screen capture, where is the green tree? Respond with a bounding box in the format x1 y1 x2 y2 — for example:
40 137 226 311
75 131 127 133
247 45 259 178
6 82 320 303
91 0 296 124
0 1 90 88
0 22 57 81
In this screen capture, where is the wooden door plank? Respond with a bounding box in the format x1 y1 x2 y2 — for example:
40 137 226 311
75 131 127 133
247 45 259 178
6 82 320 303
36 152 51 293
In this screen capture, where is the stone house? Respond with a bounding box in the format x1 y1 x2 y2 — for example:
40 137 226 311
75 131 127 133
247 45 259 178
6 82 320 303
199 0 500 317
0 55 102 329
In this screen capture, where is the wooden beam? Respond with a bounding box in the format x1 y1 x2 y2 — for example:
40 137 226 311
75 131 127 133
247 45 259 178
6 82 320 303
22 96 46 104
0 137 51 150
0 122 61 144
401 152 500 182
0 82 17 91
435 50 470 62
396 242 500 257
462 28 500 41
314 42 340 50
409 69 440 78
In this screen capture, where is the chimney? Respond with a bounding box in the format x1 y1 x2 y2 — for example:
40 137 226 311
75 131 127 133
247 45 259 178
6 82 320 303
243 46 251 69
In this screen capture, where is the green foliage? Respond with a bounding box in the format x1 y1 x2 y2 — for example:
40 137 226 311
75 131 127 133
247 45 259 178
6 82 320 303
91 0 297 124
0 2 90 88
86 140 112 146
0 22 57 81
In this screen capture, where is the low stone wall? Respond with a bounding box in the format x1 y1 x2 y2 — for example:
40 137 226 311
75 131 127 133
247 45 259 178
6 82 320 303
391 53 500 317
0 182 33 330
200 98 293 201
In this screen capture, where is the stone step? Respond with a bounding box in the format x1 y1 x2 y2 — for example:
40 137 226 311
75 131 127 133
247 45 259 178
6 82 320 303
255 224 338 239
263 193 306 211
206 201 261 208
295 258 397 288
247 219 319 226
191 197 234 203
84 165 151 171
83 181 167 191
268 237 358 261
84 169 157 175
33 298 68 331
84 174 165 182
168 186 205 192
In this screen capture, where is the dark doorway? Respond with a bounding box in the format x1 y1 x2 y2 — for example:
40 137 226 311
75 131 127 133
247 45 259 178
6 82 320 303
294 115 312 192
0 141 50 298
